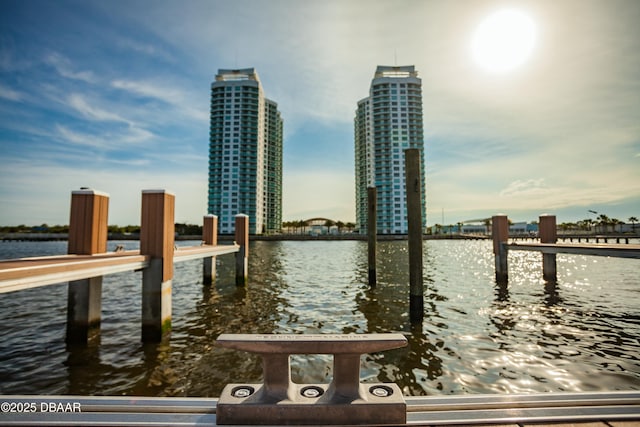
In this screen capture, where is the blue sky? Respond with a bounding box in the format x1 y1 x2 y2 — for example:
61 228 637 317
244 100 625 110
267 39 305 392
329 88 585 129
1 0 639 227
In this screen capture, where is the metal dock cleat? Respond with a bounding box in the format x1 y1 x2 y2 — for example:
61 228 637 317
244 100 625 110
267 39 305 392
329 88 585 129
216 333 408 425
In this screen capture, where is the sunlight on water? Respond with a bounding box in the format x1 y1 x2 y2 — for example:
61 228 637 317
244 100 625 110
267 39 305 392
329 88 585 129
0 239 638 396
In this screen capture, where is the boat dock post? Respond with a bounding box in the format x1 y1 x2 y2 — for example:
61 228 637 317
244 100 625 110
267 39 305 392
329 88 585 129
540 214 557 282
235 214 249 286
367 186 377 286
202 214 218 285
140 190 175 342
405 148 424 323
66 189 109 344
492 214 509 285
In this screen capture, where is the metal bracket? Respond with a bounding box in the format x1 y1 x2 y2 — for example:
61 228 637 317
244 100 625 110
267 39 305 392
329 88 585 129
216 333 407 425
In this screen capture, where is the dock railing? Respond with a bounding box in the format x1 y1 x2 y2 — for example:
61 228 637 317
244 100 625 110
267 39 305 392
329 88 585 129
0 189 248 343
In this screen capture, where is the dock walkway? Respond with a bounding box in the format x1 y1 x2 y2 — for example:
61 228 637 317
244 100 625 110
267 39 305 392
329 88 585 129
0 244 240 294
505 242 640 259
0 391 638 426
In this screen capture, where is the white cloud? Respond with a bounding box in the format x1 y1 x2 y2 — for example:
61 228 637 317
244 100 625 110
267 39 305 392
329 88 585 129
0 85 24 102
114 36 174 63
55 124 154 150
499 178 547 198
111 79 181 103
67 93 130 124
111 79 208 123
44 52 96 83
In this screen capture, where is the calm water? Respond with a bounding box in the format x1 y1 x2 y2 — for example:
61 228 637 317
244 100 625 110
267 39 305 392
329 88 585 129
0 239 639 397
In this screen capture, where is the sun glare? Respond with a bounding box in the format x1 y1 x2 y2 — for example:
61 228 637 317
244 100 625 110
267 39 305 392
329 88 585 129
471 9 537 73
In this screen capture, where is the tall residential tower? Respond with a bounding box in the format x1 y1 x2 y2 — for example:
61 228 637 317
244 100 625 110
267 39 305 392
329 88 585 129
355 65 426 234
208 68 283 234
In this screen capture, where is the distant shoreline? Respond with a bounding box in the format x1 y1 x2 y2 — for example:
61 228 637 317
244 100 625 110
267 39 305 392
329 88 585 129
0 232 491 242
4 232 637 243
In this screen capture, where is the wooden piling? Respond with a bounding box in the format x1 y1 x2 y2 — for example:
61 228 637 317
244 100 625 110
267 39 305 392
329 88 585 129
235 214 249 286
140 190 175 342
66 189 109 344
367 187 377 286
492 215 509 284
202 215 218 285
405 149 424 323
539 214 557 282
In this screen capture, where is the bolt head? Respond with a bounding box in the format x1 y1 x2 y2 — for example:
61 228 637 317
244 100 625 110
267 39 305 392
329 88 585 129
301 386 324 398
369 385 393 397
231 386 254 398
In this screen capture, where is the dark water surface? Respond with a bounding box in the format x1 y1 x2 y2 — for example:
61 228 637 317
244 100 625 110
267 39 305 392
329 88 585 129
0 239 639 396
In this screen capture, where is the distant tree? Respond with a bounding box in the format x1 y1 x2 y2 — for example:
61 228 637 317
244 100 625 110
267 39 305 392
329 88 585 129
629 216 638 232
336 221 345 234
49 224 69 233
611 218 622 233
124 225 141 233
578 219 594 231
175 223 203 236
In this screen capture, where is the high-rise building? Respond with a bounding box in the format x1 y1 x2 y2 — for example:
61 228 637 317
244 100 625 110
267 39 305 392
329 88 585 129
264 99 283 233
208 68 283 234
355 65 426 234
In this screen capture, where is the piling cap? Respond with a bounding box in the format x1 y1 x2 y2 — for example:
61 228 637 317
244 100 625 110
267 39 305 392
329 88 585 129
72 188 109 197
142 189 176 196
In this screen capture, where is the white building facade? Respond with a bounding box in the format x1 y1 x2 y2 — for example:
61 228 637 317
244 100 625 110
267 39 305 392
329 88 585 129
355 66 426 234
208 68 283 234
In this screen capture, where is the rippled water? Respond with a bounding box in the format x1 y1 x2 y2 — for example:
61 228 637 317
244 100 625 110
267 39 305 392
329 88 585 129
0 239 639 396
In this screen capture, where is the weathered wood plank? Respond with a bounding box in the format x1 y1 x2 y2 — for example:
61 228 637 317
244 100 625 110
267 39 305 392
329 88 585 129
0 243 239 294
506 243 640 259
520 422 609 427
173 244 239 263
0 252 147 281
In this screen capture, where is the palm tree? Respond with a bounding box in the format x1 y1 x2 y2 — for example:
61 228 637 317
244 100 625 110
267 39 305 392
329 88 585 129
578 218 594 232
611 218 622 233
629 216 638 233
597 214 611 233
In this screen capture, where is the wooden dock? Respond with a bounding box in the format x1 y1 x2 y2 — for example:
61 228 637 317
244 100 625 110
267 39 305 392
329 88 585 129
0 391 638 426
0 244 240 294
0 189 248 344
505 242 640 259
492 214 640 284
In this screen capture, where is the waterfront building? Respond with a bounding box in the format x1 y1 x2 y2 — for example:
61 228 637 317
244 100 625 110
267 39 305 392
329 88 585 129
354 65 426 234
208 68 283 234
264 99 284 233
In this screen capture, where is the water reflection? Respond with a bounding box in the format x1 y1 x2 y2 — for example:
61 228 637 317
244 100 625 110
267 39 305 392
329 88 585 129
0 240 639 397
